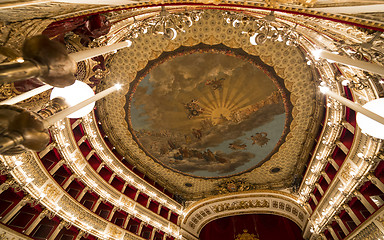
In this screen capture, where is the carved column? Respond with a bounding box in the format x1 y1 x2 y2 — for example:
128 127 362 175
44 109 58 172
92 198 102 212
335 141 349 155
121 182 128 193
326 225 339 240
315 183 324 196
321 171 331 184
24 209 50 235
77 135 87 145
38 142 56 158
138 222 145 236
341 121 355 133
150 228 156 240
328 157 339 171
343 204 361 226
108 173 116 184
167 210 172 220
1 196 31 224
96 163 105 173
71 119 82 129
146 198 152 208
76 186 89 201
353 190 375 214
75 230 88 240
134 191 140 201
310 193 318 205
49 159 65 175
304 202 313 215
367 173 384 193
48 220 66 240
157 205 162 214
334 216 349 236
85 149 95 160
108 206 117 221
62 175 75 189
123 215 131 229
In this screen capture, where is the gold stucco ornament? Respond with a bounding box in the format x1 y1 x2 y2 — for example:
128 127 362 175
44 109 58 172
235 229 259 240
265 0 317 7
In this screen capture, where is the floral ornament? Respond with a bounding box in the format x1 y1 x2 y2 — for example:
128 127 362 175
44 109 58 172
218 179 251 194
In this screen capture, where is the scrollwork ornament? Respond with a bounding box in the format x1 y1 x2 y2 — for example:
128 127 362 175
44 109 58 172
29 198 40 208
64 222 72 230
0 162 10 175
9 181 23 192
43 209 55 220
210 199 269 213
77 231 88 239
337 31 384 66
218 179 252 194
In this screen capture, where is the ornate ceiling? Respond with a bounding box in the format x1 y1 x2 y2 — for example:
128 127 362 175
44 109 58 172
0 1 384 240
127 49 288 178
95 8 323 200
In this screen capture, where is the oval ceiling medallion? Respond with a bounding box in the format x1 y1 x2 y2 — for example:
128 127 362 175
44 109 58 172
127 48 290 177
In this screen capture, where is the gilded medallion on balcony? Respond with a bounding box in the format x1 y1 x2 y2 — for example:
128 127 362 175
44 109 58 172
235 229 259 240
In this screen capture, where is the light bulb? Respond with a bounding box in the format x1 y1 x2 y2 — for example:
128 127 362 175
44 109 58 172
356 98 384 139
50 80 95 118
312 49 323 60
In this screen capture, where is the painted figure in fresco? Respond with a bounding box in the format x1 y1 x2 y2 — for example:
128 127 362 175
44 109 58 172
184 99 204 119
205 77 225 90
191 128 203 140
171 147 228 163
229 140 247 150
250 132 270 147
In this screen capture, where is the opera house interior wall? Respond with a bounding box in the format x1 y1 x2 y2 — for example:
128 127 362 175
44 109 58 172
0 0 384 239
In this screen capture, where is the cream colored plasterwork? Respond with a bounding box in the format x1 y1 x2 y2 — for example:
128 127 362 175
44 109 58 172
81 112 183 213
97 8 321 199
0 151 138 240
0 119 181 240
50 118 181 238
345 205 384 240
180 190 309 237
0 223 33 240
301 61 383 238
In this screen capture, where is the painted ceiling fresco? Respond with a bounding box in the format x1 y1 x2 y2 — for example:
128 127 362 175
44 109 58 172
128 52 286 177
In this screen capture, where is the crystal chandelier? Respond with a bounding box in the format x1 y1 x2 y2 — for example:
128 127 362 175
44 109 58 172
223 11 301 46
336 31 384 63
127 6 203 40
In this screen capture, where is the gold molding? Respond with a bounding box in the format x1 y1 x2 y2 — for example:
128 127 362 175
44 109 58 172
49 3 384 31
181 190 308 237
184 189 299 221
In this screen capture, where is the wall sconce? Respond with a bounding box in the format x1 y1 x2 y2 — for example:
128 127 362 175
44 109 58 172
0 35 76 87
0 35 127 156
0 35 130 90
320 85 384 140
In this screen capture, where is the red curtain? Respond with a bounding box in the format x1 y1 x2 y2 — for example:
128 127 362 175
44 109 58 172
199 214 304 240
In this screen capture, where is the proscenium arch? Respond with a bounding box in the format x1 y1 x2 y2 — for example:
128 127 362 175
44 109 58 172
180 190 310 238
